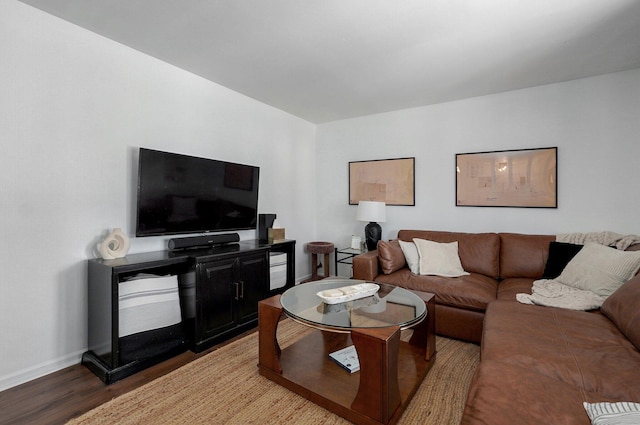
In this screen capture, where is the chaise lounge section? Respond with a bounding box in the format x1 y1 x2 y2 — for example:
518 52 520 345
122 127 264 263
461 274 640 424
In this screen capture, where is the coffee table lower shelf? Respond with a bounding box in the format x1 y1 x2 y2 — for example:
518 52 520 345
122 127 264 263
258 293 436 425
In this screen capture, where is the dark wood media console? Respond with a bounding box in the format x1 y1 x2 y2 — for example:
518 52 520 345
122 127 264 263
82 239 295 384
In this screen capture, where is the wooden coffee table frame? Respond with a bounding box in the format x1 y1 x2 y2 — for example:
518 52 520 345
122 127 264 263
258 291 436 425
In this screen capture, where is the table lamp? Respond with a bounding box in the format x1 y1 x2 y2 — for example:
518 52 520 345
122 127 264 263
356 201 386 251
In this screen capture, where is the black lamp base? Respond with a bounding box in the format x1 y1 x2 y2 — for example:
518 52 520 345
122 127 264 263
364 221 382 251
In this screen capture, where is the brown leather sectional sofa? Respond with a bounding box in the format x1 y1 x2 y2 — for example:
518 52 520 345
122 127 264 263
352 229 640 424
352 230 556 343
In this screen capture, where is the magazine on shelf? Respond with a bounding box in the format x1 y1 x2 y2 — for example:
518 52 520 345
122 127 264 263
329 345 360 373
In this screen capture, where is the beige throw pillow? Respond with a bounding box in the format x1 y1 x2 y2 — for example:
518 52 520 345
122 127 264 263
413 238 469 277
556 242 640 297
398 240 420 274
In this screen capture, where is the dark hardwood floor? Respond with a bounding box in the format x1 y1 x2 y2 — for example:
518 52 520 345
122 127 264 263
0 327 257 425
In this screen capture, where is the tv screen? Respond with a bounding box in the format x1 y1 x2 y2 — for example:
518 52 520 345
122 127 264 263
136 148 259 237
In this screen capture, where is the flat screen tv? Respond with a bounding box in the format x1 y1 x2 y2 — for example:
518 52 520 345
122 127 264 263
136 148 259 237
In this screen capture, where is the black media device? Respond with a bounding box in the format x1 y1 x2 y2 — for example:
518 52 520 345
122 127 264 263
258 213 276 242
135 148 260 237
167 233 241 250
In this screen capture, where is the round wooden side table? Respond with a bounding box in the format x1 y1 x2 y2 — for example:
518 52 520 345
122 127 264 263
305 241 334 281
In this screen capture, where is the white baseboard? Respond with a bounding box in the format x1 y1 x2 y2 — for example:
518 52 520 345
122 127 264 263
0 349 85 392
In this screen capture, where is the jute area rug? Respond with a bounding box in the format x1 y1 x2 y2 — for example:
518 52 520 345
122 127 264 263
68 319 479 424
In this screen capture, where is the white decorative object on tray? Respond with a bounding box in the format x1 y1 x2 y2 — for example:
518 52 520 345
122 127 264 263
317 283 379 304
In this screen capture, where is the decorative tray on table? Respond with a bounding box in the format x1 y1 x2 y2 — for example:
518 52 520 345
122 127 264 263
316 283 380 304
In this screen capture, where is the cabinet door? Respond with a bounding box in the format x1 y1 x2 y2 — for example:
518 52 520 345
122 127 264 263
236 251 269 325
196 258 237 344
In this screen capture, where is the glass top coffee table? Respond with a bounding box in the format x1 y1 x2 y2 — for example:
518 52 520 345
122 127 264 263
281 279 427 331
258 279 436 425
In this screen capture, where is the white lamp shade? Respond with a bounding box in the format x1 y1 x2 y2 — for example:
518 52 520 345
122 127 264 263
356 201 386 223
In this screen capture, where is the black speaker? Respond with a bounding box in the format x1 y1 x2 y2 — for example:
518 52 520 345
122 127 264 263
258 214 276 242
168 233 240 250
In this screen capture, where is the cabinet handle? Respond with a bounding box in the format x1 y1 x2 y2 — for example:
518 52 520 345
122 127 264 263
234 282 239 301
239 281 244 299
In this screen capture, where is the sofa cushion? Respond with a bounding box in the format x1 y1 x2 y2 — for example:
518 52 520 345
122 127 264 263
481 300 640 401
398 230 500 278
413 238 469 277
372 269 498 312
601 273 640 351
499 233 555 279
496 277 535 301
377 240 406 275
462 361 595 425
542 241 583 279
398 240 420 274
556 242 640 297
463 299 640 425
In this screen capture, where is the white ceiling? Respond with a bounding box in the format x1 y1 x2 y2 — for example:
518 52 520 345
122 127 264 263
19 0 640 123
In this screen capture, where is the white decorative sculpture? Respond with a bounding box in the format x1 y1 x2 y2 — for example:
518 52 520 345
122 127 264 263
99 228 131 259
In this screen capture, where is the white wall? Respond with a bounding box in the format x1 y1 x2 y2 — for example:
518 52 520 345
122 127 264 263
0 1 316 390
317 68 640 276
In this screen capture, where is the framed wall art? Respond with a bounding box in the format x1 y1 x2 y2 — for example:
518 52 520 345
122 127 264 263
349 157 415 206
456 147 557 208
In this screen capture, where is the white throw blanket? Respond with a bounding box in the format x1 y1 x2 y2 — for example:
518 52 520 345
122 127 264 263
557 231 640 250
516 279 607 311
515 231 640 310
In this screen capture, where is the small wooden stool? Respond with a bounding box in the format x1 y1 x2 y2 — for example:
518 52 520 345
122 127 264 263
305 241 334 282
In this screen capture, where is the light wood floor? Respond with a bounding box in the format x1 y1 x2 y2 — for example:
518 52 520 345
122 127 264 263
0 327 257 425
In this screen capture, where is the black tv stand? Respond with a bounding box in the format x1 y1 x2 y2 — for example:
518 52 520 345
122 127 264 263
82 238 295 384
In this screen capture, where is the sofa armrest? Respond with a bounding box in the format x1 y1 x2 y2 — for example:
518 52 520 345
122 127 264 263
352 250 380 281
